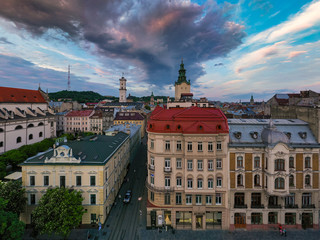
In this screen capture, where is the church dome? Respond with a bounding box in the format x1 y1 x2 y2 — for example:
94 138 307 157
261 120 289 145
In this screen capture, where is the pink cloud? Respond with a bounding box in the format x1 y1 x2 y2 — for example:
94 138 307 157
288 50 307 59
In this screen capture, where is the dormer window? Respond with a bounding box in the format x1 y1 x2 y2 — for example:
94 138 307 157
166 124 170 129
216 125 222 130
177 125 181 130
199 125 203 130
234 131 242 139
299 132 307 139
149 124 153 129
250 131 258 139
60 152 65 157
284 132 291 139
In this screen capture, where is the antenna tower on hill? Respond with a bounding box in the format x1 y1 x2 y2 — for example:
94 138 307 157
67 65 71 91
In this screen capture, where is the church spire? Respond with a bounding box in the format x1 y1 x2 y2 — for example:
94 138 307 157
175 58 190 85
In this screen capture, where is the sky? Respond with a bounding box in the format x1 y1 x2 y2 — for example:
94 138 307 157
0 0 319 102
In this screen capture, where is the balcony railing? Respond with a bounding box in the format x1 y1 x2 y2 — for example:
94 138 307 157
285 204 298 209
145 181 174 192
302 204 315 209
148 164 155 170
164 167 172 173
251 204 265 209
268 204 282 209
234 204 247 209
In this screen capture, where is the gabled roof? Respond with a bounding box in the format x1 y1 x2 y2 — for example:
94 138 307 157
65 110 94 117
114 112 144 121
0 87 46 103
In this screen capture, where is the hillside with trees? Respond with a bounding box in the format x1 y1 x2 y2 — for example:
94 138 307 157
48 90 104 103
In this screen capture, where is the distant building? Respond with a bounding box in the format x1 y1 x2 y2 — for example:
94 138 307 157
119 76 127 103
64 110 94 133
113 112 145 138
89 110 113 134
105 123 141 163
49 101 82 113
150 92 155 106
0 86 56 154
175 60 191 101
146 106 230 230
55 111 68 136
228 119 320 230
20 133 130 226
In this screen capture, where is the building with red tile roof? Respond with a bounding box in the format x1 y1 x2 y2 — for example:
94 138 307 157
64 110 94 133
0 86 47 103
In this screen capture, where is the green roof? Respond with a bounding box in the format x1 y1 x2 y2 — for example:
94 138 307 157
21 132 129 166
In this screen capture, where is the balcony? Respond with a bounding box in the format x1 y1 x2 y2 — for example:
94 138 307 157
145 181 174 192
234 204 247 209
302 204 315 209
148 164 155 170
268 204 282 209
251 204 265 209
285 204 298 209
164 167 172 173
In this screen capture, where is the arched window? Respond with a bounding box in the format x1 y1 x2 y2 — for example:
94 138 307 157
275 159 285 171
289 175 294 187
237 174 243 186
29 134 33 140
39 132 43 137
254 156 260 168
38 122 44 126
254 175 260 186
15 125 23 130
305 175 311 186
305 157 311 168
27 123 34 128
16 136 22 143
275 177 284 189
237 156 243 168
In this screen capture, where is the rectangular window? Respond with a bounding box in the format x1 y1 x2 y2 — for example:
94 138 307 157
165 141 170 151
302 193 312 206
176 193 182 205
165 193 170 205
187 178 193 189
176 158 182 169
187 160 193 170
206 195 212 205
176 141 182 151
176 177 182 187
150 140 154 149
90 176 96 186
216 177 222 187
187 142 192 151
186 195 192 205
90 194 96 205
165 177 171 187
30 176 35 186
76 176 82 186
208 178 213 189
216 159 222 169
215 193 222 205
289 157 294 168
285 213 296 225
196 195 202 205
151 191 154 202
251 193 261 207
216 142 222 150
91 213 96 224
165 158 171 168
197 160 203 170
151 157 154 166
150 175 154 185
251 213 262 224
208 160 213 170
254 157 260 168
30 194 36 205
43 176 49 186
198 142 203 151
285 193 295 206
208 142 213 152
197 179 203 189
60 176 65 188
268 212 278 224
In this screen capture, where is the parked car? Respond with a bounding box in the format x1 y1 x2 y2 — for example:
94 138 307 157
123 190 132 203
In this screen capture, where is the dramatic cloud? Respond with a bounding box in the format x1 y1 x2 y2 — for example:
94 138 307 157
0 37 13 44
0 0 246 87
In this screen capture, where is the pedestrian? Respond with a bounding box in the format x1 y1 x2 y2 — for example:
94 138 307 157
283 228 286 237
278 224 282 235
280 229 283 236
139 210 142 216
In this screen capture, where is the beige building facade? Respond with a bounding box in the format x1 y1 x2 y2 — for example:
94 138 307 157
20 133 130 226
146 106 230 230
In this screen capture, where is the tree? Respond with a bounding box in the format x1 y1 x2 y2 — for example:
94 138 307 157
0 181 26 216
145 105 151 110
32 187 85 238
0 198 25 240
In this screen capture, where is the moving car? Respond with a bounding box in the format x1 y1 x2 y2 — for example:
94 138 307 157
123 190 132 203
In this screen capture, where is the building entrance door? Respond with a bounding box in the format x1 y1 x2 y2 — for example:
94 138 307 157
234 213 246 228
302 213 313 229
151 211 156 227
196 215 202 229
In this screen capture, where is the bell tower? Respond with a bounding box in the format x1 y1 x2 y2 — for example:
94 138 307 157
119 75 127 103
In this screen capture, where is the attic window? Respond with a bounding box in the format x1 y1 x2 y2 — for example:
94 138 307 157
166 124 170 129
177 125 181 130
234 131 242 139
299 132 307 139
217 125 222 130
149 124 153 129
199 125 203 130
23 96 26 98
250 131 258 139
284 132 291 139
11 95 14 97
34 96 37 98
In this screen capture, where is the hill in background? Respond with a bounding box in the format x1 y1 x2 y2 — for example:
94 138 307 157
48 90 105 103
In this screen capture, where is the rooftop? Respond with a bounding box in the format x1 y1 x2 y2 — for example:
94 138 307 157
0 87 46 103
65 110 94 117
114 112 144 121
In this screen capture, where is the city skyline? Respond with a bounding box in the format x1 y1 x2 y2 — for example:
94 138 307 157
0 0 319 101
